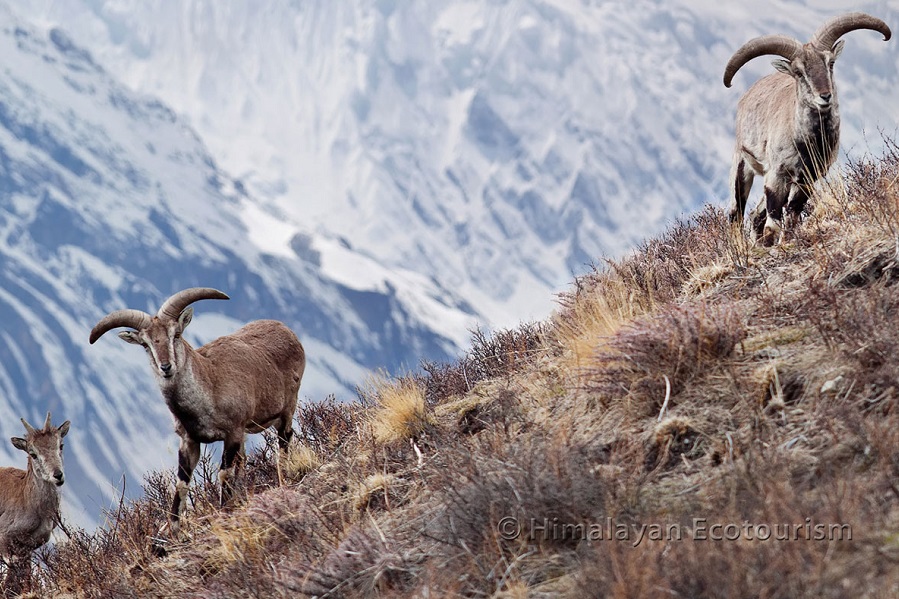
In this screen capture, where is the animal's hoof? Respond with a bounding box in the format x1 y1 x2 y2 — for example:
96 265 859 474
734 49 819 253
149 536 169 557
758 215 784 247
149 519 180 557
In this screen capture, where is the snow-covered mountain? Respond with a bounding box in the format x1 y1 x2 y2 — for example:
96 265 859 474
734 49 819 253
1 0 897 528
9 0 899 327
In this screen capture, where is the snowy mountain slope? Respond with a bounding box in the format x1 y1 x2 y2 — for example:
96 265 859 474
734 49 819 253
0 6 473 528
9 0 899 330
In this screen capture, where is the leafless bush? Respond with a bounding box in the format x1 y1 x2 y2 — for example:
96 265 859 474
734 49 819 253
803 282 899 389
417 430 609 596
295 394 360 456
586 304 746 415
420 321 549 407
35 482 167 598
291 525 420 597
843 138 899 239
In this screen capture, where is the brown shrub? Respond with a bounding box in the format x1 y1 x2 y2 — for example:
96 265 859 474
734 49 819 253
295 394 361 456
35 480 168 598
842 138 899 240
802 281 899 397
428 430 608 556
289 524 420 597
420 321 550 407
585 304 746 416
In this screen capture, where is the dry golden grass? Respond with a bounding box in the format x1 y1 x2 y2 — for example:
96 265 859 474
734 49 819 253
553 274 650 372
282 442 320 481
364 375 433 445
682 259 735 296
203 514 278 575
352 473 399 512
741 326 809 354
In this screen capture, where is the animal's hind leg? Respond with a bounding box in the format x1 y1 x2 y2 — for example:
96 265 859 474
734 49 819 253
275 413 295 486
729 157 755 225
784 184 810 237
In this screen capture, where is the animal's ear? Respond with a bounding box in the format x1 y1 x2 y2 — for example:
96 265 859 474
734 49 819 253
118 330 143 345
11 437 27 452
58 421 71 438
178 307 193 331
772 59 793 75
831 40 845 60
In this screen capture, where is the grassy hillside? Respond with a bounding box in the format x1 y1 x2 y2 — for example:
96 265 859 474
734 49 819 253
7 145 899 598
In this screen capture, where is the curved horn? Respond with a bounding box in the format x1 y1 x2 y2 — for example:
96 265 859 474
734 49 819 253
20 417 36 435
89 309 153 344
811 12 891 51
157 287 230 321
43 412 52 430
724 34 804 87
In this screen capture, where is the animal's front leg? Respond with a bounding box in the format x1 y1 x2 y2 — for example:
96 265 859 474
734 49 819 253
170 435 200 536
747 194 767 239
219 438 244 507
759 182 789 246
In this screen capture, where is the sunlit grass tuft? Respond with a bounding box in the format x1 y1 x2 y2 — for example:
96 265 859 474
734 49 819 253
365 375 433 445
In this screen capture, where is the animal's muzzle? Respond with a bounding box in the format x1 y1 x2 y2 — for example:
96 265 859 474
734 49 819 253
815 93 833 108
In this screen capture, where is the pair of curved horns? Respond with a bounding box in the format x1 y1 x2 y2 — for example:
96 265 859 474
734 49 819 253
21 412 54 434
89 287 230 344
724 12 892 87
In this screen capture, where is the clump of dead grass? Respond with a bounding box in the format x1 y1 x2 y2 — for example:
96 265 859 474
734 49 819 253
683 259 735 296
352 473 403 512
363 375 434 445
645 415 703 471
554 206 734 371
202 514 277 578
585 303 746 416
283 442 320 482
420 321 550 406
